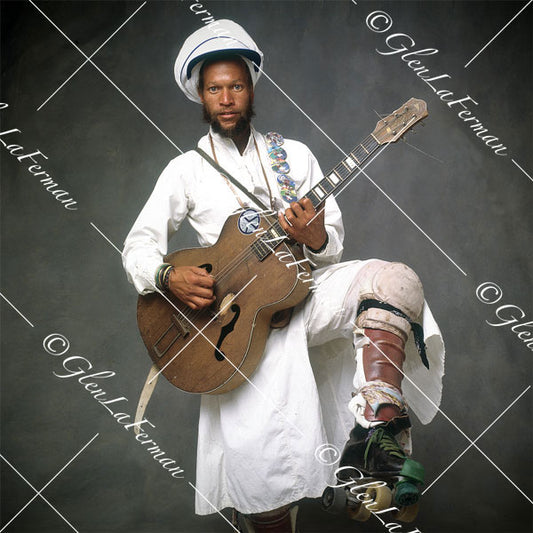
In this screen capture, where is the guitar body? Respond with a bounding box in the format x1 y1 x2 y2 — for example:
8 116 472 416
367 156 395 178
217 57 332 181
137 212 311 394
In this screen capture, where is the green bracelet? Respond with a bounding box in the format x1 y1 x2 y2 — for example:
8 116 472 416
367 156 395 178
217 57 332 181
155 263 173 290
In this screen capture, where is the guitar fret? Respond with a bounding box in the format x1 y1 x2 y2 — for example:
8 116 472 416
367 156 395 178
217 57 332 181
335 165 350 180
314 186 325 199
307 190 321 206
352 148 364 162
345 156 356 169
363 136 378 152
333 168 344 180
319 180 334 194
328 172 340 185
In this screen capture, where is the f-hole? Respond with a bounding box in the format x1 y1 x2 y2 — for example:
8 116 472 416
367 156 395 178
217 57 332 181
199 263 212 273
215 304 240 361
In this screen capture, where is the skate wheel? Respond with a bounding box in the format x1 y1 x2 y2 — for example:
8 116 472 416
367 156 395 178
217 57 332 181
321 486 347 514
391 502 420 523
394 481 419 507
346 502 371 522
366 485 393 510
400 458 425 484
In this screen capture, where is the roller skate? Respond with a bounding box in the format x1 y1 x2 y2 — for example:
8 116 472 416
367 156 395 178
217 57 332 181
321 323 427 523
322 416 424 523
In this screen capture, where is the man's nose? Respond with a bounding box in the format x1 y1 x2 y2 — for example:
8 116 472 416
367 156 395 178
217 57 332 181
220 88 234 105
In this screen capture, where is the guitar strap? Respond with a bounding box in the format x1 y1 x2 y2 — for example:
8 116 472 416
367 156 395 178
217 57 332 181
195 146 271 212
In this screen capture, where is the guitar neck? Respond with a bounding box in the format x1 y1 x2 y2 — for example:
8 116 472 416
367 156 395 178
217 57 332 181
304 134 380 208
252 135 381 260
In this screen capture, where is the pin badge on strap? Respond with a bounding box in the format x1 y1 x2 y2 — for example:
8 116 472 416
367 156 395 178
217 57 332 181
265 132 298 203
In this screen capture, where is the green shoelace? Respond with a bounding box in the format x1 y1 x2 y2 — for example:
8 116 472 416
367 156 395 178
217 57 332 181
364 427 406 468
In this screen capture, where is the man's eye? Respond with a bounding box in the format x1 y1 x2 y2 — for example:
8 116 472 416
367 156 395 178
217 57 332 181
234 84 243 90
208 86 218 93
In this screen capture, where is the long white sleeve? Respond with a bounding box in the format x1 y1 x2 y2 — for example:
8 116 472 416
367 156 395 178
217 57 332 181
122 155 192 294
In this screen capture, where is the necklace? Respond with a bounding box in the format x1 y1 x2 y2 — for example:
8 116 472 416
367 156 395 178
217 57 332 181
209 132 276 210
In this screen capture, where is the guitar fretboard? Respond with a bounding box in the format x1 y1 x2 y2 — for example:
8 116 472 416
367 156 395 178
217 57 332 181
251 220 286 261
305 134 380 209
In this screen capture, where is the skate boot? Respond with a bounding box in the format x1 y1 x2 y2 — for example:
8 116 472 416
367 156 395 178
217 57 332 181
322 328 424 523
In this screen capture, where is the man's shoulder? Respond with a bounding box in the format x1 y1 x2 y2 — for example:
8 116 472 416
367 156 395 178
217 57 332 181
163 148 204 173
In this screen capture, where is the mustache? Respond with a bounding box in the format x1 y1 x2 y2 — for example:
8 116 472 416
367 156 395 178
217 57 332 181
202 100 255 138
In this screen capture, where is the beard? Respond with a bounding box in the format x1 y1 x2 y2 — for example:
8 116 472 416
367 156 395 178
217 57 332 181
202 98 255 140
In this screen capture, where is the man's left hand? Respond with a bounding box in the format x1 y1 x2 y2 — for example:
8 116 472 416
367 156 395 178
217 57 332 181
278 197 328 251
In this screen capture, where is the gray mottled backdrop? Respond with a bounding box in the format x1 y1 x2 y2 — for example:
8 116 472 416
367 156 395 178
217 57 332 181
1 1 531 532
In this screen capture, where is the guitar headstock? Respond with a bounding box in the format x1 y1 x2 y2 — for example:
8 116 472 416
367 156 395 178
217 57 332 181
372 98 428 144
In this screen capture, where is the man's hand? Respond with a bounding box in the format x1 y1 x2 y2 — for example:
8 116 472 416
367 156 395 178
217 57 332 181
168 266 215 310
278 197 328 251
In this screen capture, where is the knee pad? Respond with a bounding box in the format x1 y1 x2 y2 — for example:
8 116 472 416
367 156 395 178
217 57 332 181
355 262 424 341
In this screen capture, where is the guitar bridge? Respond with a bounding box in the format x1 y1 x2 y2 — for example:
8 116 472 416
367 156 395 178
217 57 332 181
153 313 190 358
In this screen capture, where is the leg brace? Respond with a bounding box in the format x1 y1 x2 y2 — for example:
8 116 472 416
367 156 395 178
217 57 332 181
347 262 425 433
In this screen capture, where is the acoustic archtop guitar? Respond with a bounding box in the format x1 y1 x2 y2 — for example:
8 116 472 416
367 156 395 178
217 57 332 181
137 98 428 394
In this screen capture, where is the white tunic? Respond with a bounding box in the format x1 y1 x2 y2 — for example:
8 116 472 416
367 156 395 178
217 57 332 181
122 127 445 515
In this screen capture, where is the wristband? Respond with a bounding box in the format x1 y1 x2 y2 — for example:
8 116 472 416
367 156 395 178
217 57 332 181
307 233 329 254
155 263 173 291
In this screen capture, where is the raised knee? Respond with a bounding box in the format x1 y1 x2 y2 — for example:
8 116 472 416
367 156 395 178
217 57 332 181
355 262 424 340
371 262 424 319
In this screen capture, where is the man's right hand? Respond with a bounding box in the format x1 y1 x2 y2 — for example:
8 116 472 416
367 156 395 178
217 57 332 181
167 266 215 310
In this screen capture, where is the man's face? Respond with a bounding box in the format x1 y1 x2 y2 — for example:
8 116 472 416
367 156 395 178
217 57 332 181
199 58 254 139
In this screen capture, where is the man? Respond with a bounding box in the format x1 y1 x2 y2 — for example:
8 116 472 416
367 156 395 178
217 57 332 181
123 19 444 533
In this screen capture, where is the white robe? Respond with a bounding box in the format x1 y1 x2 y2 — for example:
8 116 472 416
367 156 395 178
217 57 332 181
122 127 445 515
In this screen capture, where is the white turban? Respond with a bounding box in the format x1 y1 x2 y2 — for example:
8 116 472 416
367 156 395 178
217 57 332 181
174 19 264 104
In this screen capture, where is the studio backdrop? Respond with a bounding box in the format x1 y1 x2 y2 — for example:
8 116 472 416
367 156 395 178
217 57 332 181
1 1 531 532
